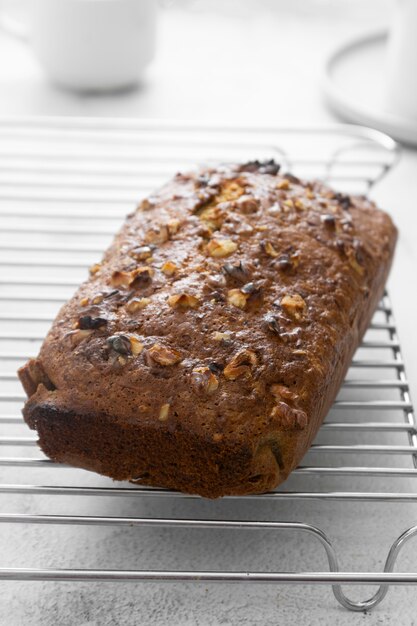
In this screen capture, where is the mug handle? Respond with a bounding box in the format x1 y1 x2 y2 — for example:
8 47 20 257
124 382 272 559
0 12 29 42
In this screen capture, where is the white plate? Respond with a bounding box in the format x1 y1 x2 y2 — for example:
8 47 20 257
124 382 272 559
322 30 417 147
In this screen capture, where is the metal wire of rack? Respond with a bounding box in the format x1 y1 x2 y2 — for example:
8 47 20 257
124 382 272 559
0 117 415 613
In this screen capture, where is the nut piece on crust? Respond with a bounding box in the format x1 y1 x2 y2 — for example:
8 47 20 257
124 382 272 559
270 401 307 431
227 289 249 310
89 263 102 276
270 384 299 402
139 198 156 211
167 219 181 236
129 335 144 356
161 261 178 276
158 403 170 421
168 293 200 309
207 238 238 258
67 329 94 348
223 349 258 380
126 297 151 312
191 366 219 394
18 359 55 397
281 294 307 320
111 267 153 289
144 224 169 244
131 245 155 261
260 240 279 258
212 331 233 343
147 343 183 366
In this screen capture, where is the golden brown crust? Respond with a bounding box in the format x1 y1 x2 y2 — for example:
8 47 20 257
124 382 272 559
18 161 397 498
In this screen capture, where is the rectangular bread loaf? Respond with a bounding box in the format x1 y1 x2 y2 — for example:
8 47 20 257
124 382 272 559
18 161 397 497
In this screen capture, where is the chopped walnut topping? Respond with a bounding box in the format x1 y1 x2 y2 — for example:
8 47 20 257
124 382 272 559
199 205 224 231
235 195 258 214
279 327 302 344
91 290 119 305
89 263 101 276
131 266 153 287
147 343 182 366
270 402 307 430
140 198 156 211
227 288 249 310
270 384 299 402
268 204 281 217
191 366 219 394
144 224 169 245
207 238 238 258
193 187 218 212
130 335 144 356
294 198 305 211
131 245 155 261
159 403 170 421
111 266 153 289
223 349 258 380
78 315 107 330
197 223 215 239
281 294 307 321
276 179 290 190
260 240 279 258
126 297 151 312
111 269 134 288
206 273 227 288
167 219 180 236
216 181 244 203
67 329 94 347
168 293 200 309
212 331 233 343
161 261 178 276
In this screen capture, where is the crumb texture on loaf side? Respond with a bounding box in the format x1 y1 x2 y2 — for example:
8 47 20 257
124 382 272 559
19 161 397 497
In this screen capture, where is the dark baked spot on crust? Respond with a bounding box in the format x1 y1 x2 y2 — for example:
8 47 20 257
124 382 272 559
239 159 281 175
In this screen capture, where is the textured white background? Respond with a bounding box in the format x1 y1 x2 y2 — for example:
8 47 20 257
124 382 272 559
1 1 417 625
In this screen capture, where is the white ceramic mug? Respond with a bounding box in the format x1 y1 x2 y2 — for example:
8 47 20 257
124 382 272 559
0 0 158 92
385 0 417 120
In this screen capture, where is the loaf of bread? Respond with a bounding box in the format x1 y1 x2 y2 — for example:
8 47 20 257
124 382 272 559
18 161 397 497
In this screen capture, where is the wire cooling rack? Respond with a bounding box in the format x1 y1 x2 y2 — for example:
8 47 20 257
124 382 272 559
0 118 415 613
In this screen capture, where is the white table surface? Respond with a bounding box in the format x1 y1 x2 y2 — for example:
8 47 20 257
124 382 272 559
1 2 417 625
